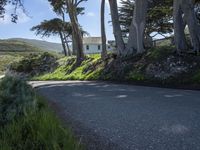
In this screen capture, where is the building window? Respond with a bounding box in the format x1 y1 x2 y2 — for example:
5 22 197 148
86 45 89 50
108 46 111 49
98 45 101 50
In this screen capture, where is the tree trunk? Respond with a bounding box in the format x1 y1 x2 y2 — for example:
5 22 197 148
65 0 84 65
101 0 107 60
59 32 68 56
126 0 148 55
61 12 71 56
66 40 72 56
173 0 188 52
108 0 125 56
181 0 200 52
72 32 77 55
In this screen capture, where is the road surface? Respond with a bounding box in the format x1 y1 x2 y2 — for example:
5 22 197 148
30 81 200 150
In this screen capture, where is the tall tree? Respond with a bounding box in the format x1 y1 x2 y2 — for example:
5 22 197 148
48 0 86 56
31 18 73 56
108 0 125 55
173 0 200 53
65 0 85 65
173 0 188 52
126 0 149 54
101 0 107 59
109 0 149 56
119 0 173 38
0 0 25 23
195 1 200 23
49 0 87 65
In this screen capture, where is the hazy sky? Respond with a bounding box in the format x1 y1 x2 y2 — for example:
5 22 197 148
0 0 114 43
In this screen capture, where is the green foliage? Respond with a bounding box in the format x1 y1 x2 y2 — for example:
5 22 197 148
127 71 145 81
0 55 22 75
0 76 82 150
0 77 37 125
10 52 58 76
31 18 72 37
34 54 102 81
118 0 173 37
28 48 200 88
147 46 174 60
0 40 41 52
191 70 200 84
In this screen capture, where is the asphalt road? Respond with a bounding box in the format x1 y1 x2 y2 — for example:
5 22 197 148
30 81 200 150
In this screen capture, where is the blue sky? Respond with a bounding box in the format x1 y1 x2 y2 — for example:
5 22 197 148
0 0 114 43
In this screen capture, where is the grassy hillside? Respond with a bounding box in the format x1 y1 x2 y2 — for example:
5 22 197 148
0 40 40 75
0 39 62 75
9 38 63 53
0 40 41 53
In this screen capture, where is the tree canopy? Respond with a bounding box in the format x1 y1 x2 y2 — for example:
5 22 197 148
0 0 24 23
31 18 72 37
119 0 173 38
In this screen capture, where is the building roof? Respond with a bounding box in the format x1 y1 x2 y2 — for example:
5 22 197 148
83 37 102 45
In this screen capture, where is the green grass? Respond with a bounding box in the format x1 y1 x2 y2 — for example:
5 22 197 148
0 38 63 75
127 71 145 81
147 46 175 61
0 54 23 75
0 40 41 52
33 54 103 81
0 76 83 150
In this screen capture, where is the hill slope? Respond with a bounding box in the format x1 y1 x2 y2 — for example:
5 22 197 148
0 40 41 52
9 38 63 53
0 38 62 75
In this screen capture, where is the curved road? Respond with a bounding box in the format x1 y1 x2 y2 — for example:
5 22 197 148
30 81 200 150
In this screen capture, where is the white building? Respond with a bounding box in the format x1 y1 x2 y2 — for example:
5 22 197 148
83 37 115 54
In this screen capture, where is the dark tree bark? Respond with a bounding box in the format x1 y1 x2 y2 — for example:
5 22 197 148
182 0 200 52
108 0 125 55
101 0 107 60
59 31 68 56
173 0 200 53
65 0 84 65
126 0 148 55
173 0 188 52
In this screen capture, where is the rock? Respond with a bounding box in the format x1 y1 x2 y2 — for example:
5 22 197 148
145 55 196 80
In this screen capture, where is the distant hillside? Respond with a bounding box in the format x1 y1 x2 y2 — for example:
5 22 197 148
0 38 63 75
0 40 41 52
8 38 63 53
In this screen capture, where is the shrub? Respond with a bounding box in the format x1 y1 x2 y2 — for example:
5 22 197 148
9 52 58 76
147 46 174 61
0 76 37 125
128 71 145 81
191 70 200 84
0 76 82 150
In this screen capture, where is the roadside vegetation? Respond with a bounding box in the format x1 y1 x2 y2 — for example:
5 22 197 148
0 55 22 75
0 39 61 75
9 52 59 77
0 76 82 150
7 46 200 89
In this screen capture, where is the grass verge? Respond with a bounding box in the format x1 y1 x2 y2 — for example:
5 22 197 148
0 76 82 150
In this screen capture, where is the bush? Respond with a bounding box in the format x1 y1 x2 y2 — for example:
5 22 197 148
9 52 58 76
191 70 200 84
0 76 82 150
0 76 37 125
128 71 145 81
147 46 175 61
